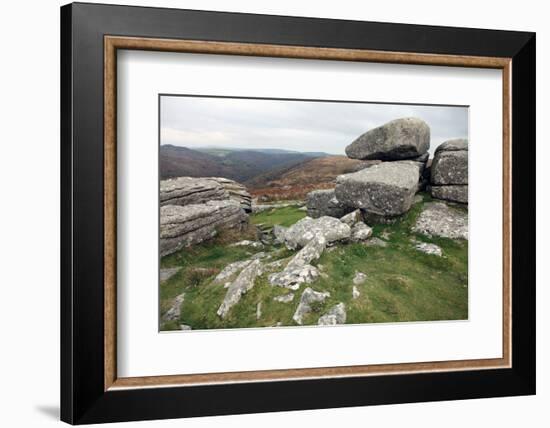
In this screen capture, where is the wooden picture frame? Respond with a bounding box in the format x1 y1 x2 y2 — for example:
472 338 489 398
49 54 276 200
61 2 535 424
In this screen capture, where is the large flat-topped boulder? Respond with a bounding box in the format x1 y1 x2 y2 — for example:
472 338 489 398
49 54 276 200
335 162 421 216
431 139 468 185
306 189 353 218
160 176 252 211
160 200 248 256
345 117 430 160
160 177 228 207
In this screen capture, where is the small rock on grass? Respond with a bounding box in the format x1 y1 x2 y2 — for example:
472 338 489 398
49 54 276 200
293 287 330 325
162 293 185 322
352 286 361 299
217 259 263 319
256 301 262 320
230 240 264 249
318 303 347 326
364 237 388 248
351 222 373 242
414 241 443 257
160 267 181 283
353 272 367 285
273 293 294 303
179 324 192 331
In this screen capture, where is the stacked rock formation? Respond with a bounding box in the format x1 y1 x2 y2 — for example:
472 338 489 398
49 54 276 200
160 177 250 257
429 139 468 204
306 117 431 223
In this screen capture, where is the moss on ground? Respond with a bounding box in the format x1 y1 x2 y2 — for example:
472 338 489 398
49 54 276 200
160 194 468 331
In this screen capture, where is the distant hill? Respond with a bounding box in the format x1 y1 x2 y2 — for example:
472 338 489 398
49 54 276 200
246 155 368 201
160 145 324 182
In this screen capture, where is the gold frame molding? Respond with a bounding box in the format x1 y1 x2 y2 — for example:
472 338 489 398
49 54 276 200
104 36 512 391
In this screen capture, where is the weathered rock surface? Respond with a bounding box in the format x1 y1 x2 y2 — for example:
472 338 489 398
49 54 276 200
413 202 468 240
431 139 468 185
179 324 192 330
353 271 367 285
293 287 330 325
162 293 185 322
364 237 389 247
217 259 263 319
273 293 295 303
306 189 353 219
207 177 252 212
160 176 252 212
272 225 288 244
160 267 181 283
160 200 248 257
318 303 347 325
352 286 361 299
340 209 363 226
213 259 253 285
230 240 264 249
431 185 468 204
335 162 421 217
414 241 443 256
283 216 351 250
345 117 430 160
160 177 228 207
351 222 373 242
269 236 326 290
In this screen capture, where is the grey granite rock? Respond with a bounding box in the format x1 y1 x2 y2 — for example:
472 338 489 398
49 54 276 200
413 241 443 256
217 259 263 319
306 189 353 219
213 259 253 285
273 293 295 303
353 271 367 285
335 162 421 217
160 200 248 257
160 267 181 283
431 185 468 204
160 177 228 207
340 209 363 227
292 287 330 325
269 235 326 290
207 177 252 212
413 202 468 240
345 117 430 160
431 139 468 185
318 303 347 326
351 222 373 242
162 293 185 322
352 286 361 299
283 216 351 250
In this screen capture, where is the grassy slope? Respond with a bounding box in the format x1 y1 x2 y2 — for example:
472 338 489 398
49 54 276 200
160 194 468 331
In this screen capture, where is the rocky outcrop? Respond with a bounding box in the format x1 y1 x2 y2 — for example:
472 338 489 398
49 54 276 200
283 216 351 250
345 117 430 160
269 235 326 290
207 177 252 212
318 303 347 325
413 202 468 240
431 139 468 203
306 189 353 218
335 162 421 217
217 259 263 319
293 287 330 325
160 176 252 212
160 200 248 257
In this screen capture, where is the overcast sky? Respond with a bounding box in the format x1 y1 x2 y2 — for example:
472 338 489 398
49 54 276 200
160 96 468 156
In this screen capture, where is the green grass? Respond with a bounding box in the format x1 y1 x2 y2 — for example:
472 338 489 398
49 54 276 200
250 205 306 228
160 193 468 331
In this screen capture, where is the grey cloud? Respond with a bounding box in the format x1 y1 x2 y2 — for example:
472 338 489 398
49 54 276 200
161 95 468 155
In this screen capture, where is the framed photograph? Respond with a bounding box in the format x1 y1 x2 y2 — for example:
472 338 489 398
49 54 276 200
61 2 535 424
